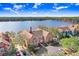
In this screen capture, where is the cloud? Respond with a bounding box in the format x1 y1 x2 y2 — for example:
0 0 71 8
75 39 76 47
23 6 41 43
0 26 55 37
31 12 37 15
13 4 25 11
75 3 79 6
53 3 58 8
53 3 69 12
3 4 26 15
4 7 19 15
33 3 42 8
70 3 74 5
55 6 68 10
53 3 58 7
13 4 22 10
52 6 69 12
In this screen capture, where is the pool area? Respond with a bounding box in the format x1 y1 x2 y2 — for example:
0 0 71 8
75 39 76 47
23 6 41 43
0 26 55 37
0 20 73 32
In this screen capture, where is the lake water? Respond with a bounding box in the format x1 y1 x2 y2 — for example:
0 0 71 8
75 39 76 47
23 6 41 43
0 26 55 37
0 20 73 32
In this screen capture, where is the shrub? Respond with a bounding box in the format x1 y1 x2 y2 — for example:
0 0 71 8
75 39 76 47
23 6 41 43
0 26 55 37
60 37 79 52
28 44 35 52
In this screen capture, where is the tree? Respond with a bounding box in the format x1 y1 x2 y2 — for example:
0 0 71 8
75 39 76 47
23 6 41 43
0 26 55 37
60 37 79 52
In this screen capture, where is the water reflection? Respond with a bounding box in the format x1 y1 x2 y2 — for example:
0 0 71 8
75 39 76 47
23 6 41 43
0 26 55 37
0 20 73 32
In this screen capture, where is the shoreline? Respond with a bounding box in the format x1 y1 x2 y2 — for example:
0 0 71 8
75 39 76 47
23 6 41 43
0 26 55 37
0 17 78 23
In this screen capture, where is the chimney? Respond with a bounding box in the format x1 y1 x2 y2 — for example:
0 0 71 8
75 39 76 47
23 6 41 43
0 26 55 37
29 27 32 33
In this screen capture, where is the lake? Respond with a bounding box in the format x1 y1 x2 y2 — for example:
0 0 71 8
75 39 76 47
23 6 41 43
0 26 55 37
0 20 73 32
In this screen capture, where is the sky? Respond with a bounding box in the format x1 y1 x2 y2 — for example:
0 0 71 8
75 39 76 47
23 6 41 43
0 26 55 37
0 3 79 17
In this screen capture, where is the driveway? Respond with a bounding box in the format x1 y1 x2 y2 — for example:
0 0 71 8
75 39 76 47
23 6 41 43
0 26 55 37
45 46 64 55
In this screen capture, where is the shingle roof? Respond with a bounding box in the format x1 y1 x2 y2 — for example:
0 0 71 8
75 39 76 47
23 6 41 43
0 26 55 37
35 28 50 39
19 30 33 39
32 30 43 36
